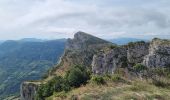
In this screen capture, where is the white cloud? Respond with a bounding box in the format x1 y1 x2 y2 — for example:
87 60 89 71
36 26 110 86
0 0 170 40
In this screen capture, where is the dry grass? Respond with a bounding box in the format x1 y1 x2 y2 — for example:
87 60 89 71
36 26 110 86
46 79 170 100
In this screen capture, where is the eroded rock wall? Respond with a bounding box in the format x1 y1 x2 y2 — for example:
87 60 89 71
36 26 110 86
143 38 170 68
20 82 39 100
92 47 127 74
127 41 149 64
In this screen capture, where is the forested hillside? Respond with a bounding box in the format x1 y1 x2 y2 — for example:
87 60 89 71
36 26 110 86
0 39 65 99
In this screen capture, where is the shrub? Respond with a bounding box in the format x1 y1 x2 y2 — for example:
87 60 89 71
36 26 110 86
152 79 170 88
50 76 70 92
111 74 121 82
65 65 90 87
149 68 170 78
128 41 145 47
103 74 111 80
36 83 54 100
133 63 147 72
91 75 105 85
36 65 91 99
54 91 67 99
109 45 117 49
36 76 68 99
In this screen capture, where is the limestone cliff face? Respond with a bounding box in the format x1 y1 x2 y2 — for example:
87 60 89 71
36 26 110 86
127 41 149 64
57 31 113 74
92 47 127 74
143 38 170 68
91 41 150 74
20 82 39 100
91 39 170 74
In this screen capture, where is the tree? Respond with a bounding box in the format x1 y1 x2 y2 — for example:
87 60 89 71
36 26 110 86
65 65 90 87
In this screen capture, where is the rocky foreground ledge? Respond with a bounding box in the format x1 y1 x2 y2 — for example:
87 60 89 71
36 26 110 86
20 82 41 100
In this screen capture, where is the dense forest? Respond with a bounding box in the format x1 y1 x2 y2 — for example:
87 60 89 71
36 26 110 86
0 39 66 99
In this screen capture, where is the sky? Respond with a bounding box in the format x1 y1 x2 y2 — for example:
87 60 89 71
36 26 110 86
0 0 170 40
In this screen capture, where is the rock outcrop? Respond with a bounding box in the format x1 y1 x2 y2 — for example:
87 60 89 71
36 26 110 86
56 31 113 74
91 41 151 74
143 38 170 68
92 47 127 74
127 41 149 64
91 39 170 74
20 82 40 100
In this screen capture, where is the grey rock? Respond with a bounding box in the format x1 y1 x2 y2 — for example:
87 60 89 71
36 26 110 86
60 31 113 68
127 41 149 64
143 38 170 68
20 82 39 100
92 47 127 74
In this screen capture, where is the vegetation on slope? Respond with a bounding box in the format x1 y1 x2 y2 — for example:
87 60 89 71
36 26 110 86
36 65 90 100
0 40 65 99
36 64 170 100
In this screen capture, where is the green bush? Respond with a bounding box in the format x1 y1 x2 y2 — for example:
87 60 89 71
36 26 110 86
109 45 117 49
111 74 121 82
36 65 91 99
133 63 147 72
128 41 145 47
36 83 54 100
36 76 68 100
51 76 71 92
91 75 105 85
65 65 90 87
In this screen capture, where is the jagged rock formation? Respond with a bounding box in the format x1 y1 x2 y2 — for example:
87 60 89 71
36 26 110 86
143 38 170 68
92 38 170 74
56 31 113 74
20 82 40 100
91 41 150 74
127 41 149 64
92 46 127 74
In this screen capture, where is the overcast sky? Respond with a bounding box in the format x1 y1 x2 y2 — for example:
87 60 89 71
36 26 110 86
0 0 170 40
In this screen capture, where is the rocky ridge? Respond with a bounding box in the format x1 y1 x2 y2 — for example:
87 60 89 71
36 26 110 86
20 32 170 100
55 31 113 75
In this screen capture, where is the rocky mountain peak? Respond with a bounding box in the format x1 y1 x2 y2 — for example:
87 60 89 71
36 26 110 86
74 31 92 40
66 31 112 50
56 32 113 74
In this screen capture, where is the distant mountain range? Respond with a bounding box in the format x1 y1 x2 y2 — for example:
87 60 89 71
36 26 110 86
19 38 66 42
0 41 4 44
108 38 148 45
0 37 146 45
0 39 66 99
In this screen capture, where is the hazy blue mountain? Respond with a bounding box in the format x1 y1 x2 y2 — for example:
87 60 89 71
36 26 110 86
108 38 147 45
19 38 45 42
0 41 4 44
0 39 66 99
